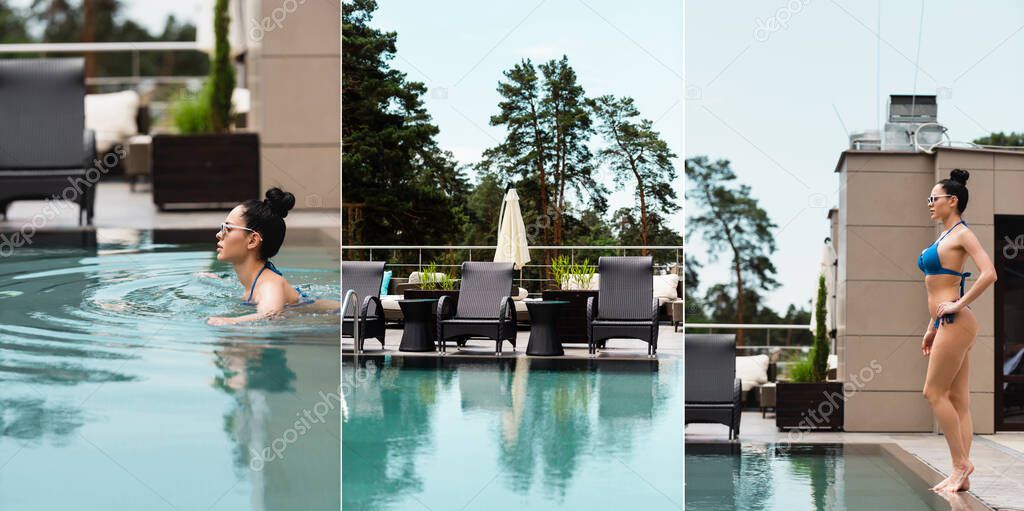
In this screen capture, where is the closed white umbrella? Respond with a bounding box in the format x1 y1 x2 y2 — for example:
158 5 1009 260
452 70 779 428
494 188 531 270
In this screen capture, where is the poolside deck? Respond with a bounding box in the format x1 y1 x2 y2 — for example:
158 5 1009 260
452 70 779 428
343 325 683 360
0 181 340 241
688 411 1024 510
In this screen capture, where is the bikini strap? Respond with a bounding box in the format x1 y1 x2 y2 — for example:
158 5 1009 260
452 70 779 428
937 219 966 243
246 261 282 304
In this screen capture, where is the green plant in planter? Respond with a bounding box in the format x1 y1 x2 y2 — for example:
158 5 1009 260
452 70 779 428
789 275 830 383
550 255 571 289
438 273 457 291
209 0 235 133
811 274 830 382
170 83 213 134
169 0 234 134
571 258 596 289
419 262 439 289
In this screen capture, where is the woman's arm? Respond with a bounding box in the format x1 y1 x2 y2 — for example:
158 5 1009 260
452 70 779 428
936 229 997 316
207 283 288 325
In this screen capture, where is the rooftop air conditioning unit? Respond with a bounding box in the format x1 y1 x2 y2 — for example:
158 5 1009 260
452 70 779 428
883 94 945 151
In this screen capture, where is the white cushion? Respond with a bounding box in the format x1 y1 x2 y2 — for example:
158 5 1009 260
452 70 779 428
85 90 140 153
408 272 446 284
512 287 528 301
653 274 680 300
562 274 598 290
735 354 770 392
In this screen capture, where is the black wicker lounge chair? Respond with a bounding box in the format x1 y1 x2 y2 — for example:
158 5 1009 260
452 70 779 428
341 261 387 352
0 58 96 225
437 262 516 355
586 256 659 356
685 334 742 439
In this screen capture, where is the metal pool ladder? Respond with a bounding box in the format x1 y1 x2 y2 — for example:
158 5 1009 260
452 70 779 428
342 290 361 354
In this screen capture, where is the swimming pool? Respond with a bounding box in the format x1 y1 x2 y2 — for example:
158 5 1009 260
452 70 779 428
342 356 682 510
686 443 991 510
0 229 340 510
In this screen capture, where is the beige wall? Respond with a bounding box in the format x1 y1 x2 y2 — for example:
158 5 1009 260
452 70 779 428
245 0 340 209
836 148 1024 433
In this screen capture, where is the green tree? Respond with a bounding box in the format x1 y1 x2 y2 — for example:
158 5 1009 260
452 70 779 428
341 0 469 244
591 95 679 252
209 0 234 133
686 156 779 344
974 131 1024 146
539 56 601 246
481 59 554 244
0 1 31 44
611 207 682 262
811 274 829 382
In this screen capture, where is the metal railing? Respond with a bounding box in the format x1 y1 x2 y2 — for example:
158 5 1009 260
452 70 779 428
0 41 208 119
684 323 813 351
342 244 683 291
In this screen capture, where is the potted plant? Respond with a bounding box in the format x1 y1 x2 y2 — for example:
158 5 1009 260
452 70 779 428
542 255 599 342
151 0 259 210
776 275 844 430
404 262 459 301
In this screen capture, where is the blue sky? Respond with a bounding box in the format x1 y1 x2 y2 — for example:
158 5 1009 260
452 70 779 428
687 0 1024 312
370 0 684 238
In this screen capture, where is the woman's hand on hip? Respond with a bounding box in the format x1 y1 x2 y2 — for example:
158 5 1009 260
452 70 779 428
935 300 963 318
922 329 936 356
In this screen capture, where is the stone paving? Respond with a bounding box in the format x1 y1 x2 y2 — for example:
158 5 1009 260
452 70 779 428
1 181 340 241
688 411 1024 510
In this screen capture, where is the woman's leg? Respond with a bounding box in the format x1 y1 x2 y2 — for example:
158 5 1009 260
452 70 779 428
948 348 973 459
923 326 972 466
931 343 973 490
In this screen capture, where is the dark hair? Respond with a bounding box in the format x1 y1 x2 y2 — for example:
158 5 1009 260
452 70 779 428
938 169 969 214
242 188 295 260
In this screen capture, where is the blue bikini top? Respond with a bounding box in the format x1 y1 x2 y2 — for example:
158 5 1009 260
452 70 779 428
918 220 971 295
245 261 314 306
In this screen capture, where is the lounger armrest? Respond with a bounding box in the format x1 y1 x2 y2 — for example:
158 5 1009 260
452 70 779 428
733 378 742 404
362 295 383 323
83 128 96 167
586 296 596 324
498 296 515 324
437 295 456 320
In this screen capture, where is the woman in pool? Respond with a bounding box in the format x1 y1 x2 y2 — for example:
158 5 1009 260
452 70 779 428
206 188 324 325
919 169 996 493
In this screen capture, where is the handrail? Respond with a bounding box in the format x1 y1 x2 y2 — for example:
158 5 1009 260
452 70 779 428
342 245 682 250
341 289 360 354
684 323 816 351
0 42 201 53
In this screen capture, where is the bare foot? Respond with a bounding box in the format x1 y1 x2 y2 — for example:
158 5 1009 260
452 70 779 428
939 460 974 493
931 473 954 492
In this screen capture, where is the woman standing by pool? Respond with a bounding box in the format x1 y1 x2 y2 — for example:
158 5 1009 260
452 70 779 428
206 188 332 325
918 169 997 493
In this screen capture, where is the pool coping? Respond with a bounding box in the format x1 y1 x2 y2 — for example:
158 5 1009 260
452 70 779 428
685 441 993 510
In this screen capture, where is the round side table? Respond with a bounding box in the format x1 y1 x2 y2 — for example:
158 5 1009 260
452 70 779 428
525 300 568 356
398 299 439 352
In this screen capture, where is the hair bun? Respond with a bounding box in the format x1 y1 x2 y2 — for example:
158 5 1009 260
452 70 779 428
264 188 295 218
949 168 970 185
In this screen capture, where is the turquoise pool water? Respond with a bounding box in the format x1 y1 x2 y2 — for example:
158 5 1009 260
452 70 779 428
686 443 990 510
0 230 340 510
342 356 683 510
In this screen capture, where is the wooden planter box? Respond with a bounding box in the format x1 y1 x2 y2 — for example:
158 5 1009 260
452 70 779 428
403 289 458 301
151 132 260 209
541 289 598 343
776 382 845 431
